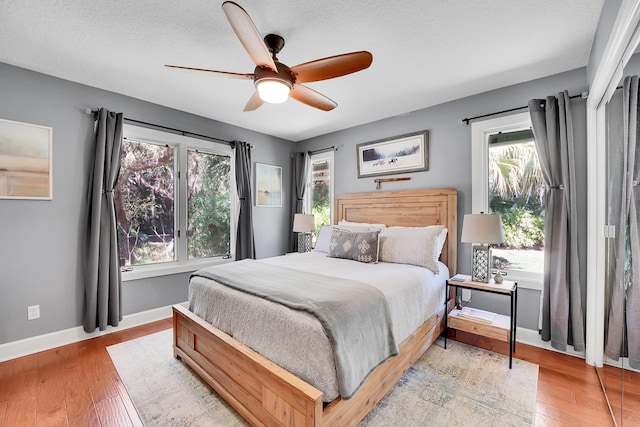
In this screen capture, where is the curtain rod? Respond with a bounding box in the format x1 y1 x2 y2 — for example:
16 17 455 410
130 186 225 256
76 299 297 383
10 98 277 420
86 108 248 148
308 145 338 155
459 91 589 126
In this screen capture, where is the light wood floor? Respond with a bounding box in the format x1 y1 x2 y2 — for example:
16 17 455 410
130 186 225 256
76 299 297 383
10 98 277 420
0 319 618 427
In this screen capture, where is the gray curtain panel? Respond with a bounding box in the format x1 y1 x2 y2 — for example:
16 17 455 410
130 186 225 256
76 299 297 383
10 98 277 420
235 141 255 260
528 91 585 352
605 75 640 368
289 152 309 252
83 108 123 333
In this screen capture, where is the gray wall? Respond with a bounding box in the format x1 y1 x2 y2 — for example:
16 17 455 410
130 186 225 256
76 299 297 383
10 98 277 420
299 68 590 330
0 59 594 344
0 62 294 345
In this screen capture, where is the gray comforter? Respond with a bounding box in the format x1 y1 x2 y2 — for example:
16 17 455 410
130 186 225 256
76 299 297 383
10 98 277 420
191 259 398 399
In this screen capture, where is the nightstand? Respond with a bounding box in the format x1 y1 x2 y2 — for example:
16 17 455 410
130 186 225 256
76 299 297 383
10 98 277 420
445 277 518 368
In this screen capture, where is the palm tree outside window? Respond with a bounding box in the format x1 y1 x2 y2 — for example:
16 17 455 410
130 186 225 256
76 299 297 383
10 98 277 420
487 129 545 277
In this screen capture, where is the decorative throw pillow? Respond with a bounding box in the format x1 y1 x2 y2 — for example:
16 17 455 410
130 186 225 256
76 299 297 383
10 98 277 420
351 231 380 263
314 224 370 253
378 225 445 273
328 229 380 263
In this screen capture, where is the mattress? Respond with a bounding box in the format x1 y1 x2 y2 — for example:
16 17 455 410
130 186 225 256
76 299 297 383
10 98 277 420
188 251 448 402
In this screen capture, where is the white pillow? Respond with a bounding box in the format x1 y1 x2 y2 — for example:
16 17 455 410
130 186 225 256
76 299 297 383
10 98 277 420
314 224 370 253
378 225 446 273
437 227 448 256
338 220 387 231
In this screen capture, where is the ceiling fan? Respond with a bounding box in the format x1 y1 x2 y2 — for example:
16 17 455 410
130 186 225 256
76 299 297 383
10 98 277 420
165 1 373 112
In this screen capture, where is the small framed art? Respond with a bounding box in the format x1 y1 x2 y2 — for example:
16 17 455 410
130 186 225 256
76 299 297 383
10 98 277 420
255 163 282 207
0 118 53 200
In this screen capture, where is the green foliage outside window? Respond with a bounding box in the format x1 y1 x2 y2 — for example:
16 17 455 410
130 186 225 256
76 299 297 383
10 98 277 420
312 180 330 227
114 139 231 267
187 150 231 258
115 140 175 266
488 140 545 272
311 163 331 244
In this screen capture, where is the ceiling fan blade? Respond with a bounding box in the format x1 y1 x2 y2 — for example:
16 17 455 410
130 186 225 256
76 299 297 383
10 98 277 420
290 51 373 83
222 1 277 71
244 91 264 111
165 64 254 79
290 84 337 111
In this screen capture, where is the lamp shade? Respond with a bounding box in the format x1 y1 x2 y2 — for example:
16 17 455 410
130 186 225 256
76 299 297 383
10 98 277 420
460 213 504 244
293 214 315 233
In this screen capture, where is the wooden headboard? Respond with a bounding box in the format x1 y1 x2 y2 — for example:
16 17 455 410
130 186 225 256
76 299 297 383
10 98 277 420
335 188 457 274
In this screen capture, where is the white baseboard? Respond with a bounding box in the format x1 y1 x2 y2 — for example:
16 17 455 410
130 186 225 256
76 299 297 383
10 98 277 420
0 304 180 362
516 326 586 359
604 355 640 372
2 311 589 364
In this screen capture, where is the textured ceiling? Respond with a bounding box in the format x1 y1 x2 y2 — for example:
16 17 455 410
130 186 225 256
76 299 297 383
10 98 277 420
1 0 604 142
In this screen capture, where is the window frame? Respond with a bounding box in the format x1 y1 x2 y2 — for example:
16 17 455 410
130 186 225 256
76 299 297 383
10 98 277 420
471 112 543 291
119 124 236 281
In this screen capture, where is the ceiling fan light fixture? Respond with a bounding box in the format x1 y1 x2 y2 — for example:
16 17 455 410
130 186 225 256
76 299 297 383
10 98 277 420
256 78 291 103
167 4 372 111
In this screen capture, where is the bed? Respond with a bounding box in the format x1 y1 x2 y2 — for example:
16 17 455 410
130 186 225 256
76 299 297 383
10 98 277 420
173 188 457 427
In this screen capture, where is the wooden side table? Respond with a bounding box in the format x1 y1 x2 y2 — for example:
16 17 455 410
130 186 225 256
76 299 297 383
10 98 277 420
445 277 518 368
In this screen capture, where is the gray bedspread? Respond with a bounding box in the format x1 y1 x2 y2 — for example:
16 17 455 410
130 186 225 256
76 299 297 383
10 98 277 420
191 259 399 399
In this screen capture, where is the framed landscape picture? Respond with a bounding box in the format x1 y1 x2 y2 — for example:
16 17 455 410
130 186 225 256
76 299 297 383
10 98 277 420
356 130 428 178
255 163 282 207
0 118 53 200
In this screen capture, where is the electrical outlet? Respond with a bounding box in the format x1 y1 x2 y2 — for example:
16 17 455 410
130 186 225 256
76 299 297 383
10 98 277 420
461 289 472 303
27 305 40 320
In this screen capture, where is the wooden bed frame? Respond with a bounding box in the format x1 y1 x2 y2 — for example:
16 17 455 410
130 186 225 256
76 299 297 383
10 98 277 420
173 188 457 427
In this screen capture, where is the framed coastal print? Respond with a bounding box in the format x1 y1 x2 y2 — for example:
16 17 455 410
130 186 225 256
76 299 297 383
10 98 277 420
0 118 53 200
356 130 428 178
255 163 282 207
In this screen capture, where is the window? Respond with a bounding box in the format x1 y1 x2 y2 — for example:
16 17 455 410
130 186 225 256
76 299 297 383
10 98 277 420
116 140 176 265
471 113 544 290
114 125 235 280
187 149 231 258
305 150 335 246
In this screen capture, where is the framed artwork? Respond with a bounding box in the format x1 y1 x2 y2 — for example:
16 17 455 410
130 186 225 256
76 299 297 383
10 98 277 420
0 118 53 200
255 163 282 207
356 130 429 178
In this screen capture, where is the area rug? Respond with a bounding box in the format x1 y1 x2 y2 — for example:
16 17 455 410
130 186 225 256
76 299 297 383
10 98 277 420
107 329 538 426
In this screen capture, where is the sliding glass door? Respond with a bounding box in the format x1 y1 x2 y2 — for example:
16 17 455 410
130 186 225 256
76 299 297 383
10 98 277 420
601 58 640 426
602 84 626 425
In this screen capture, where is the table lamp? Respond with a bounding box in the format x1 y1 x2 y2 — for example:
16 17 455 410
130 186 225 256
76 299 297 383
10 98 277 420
293 213 315 253
460 213 505 283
